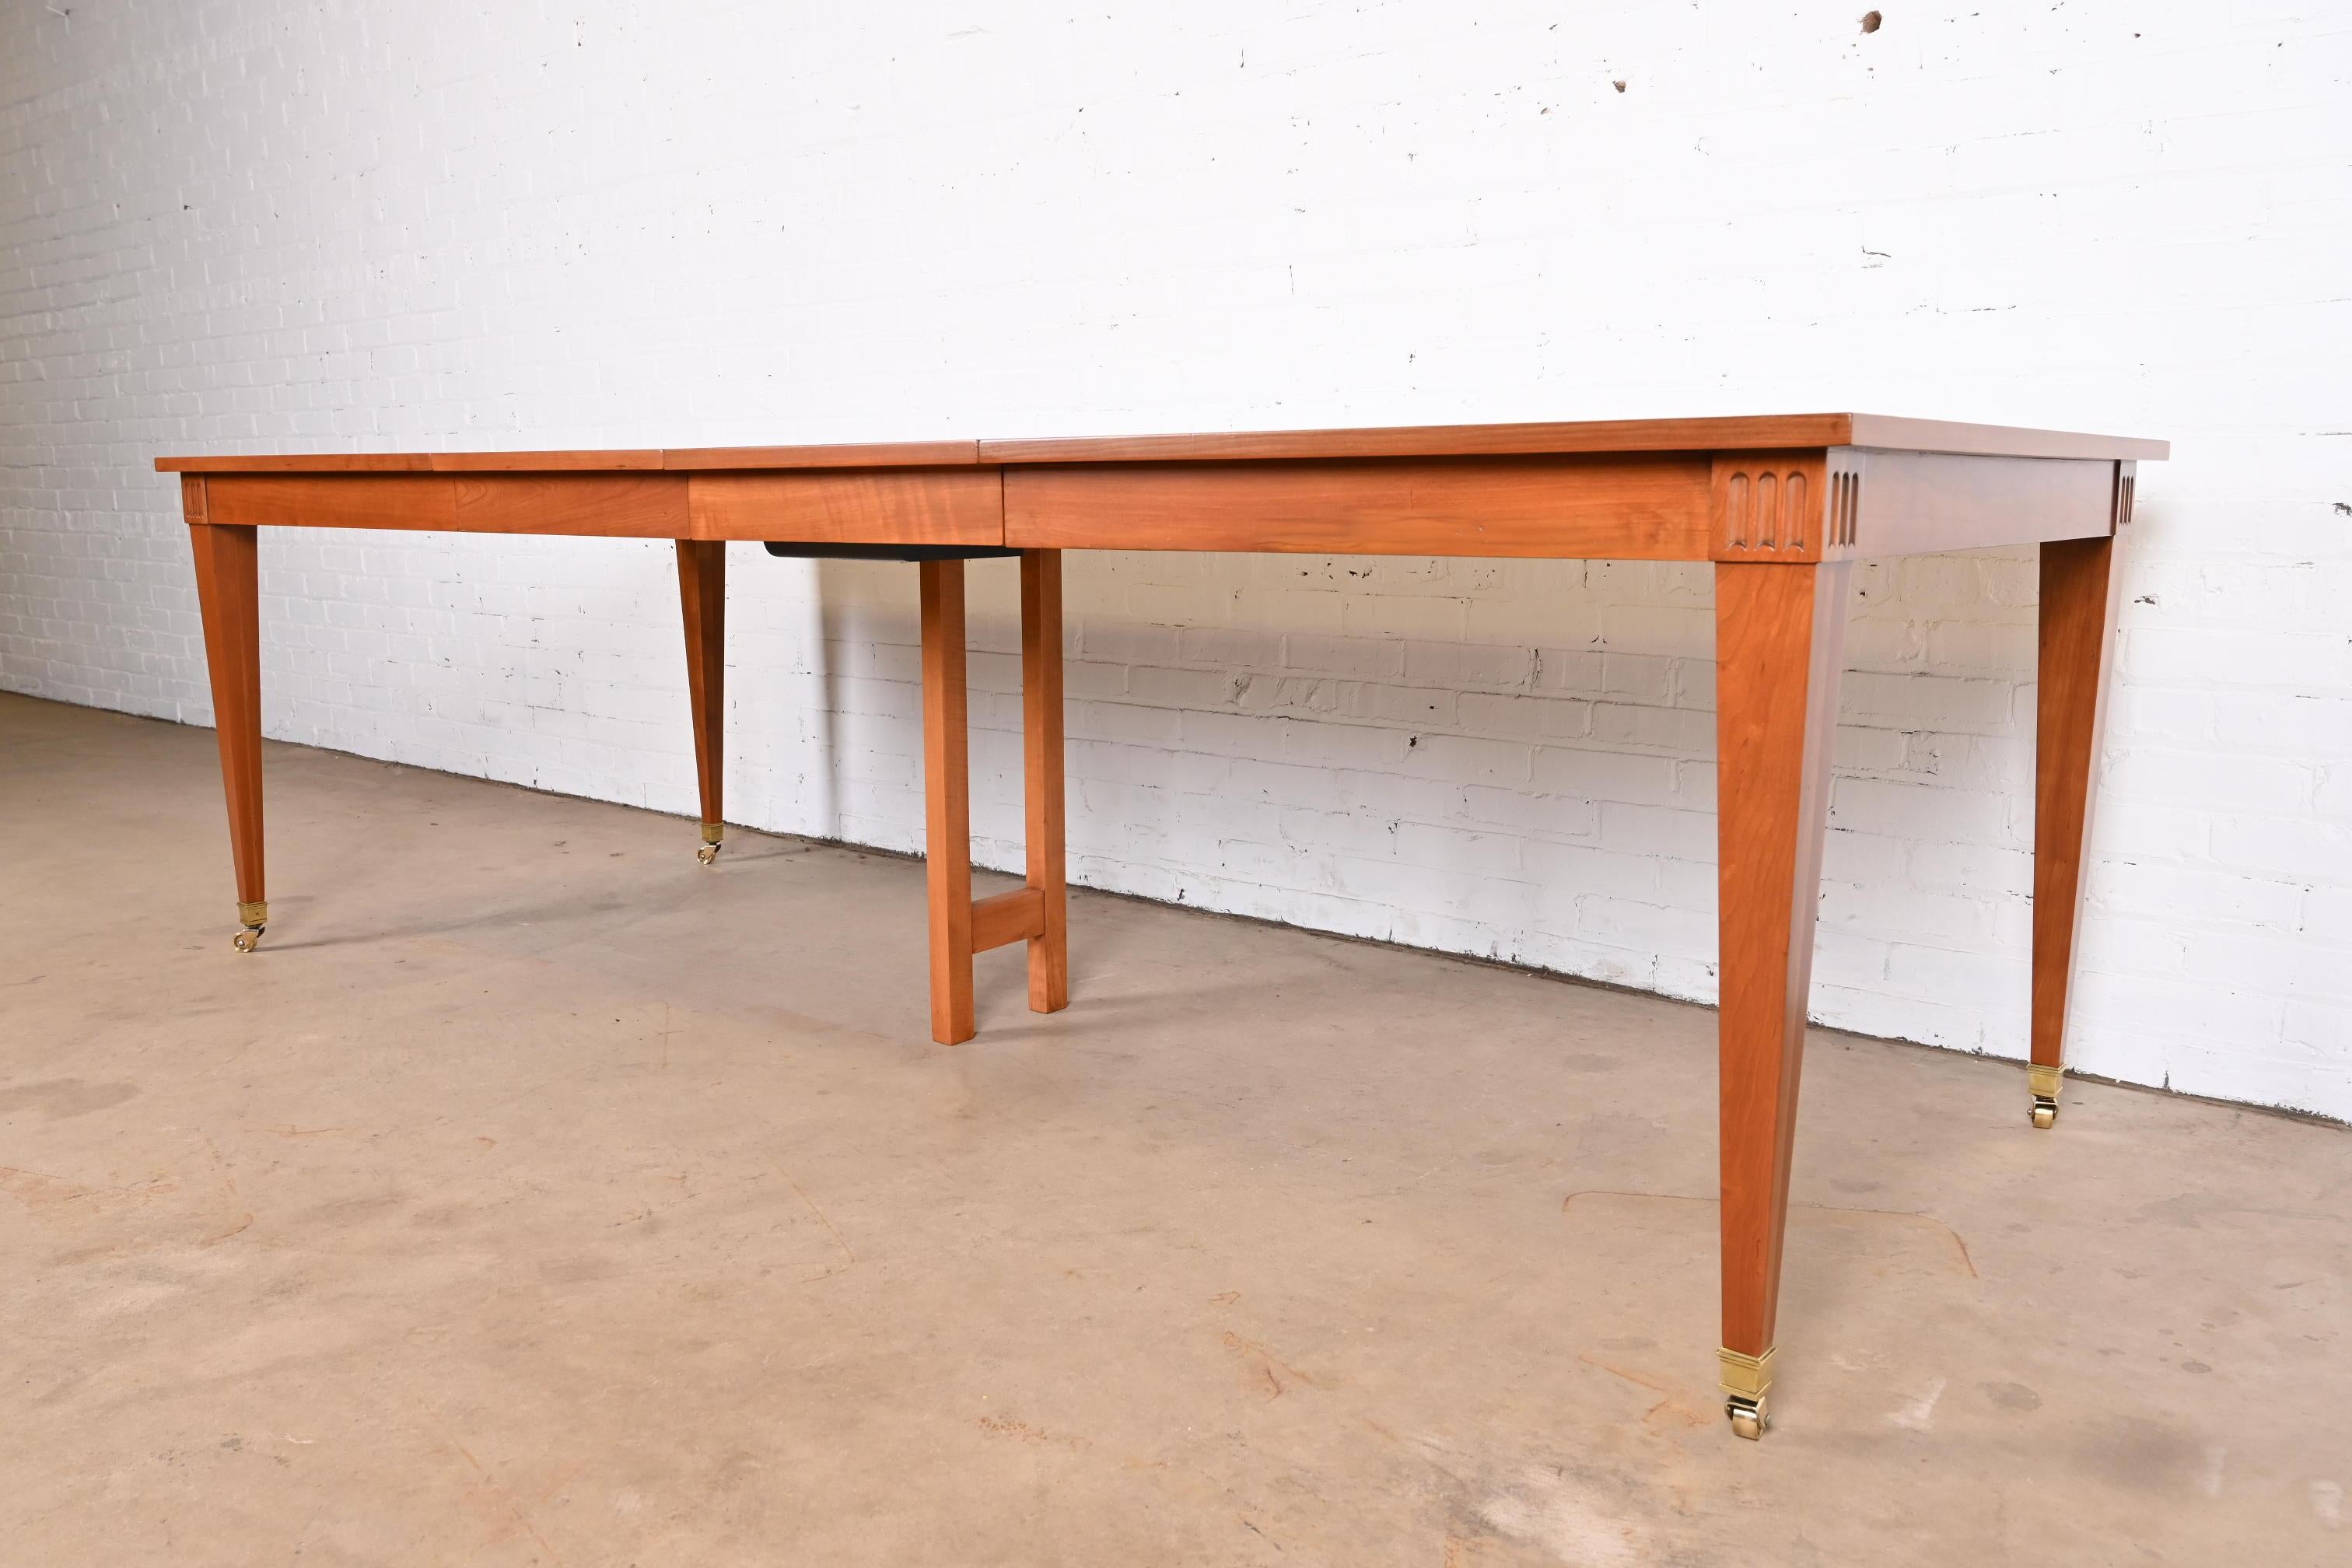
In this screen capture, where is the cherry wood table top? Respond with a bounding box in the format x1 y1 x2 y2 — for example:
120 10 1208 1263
157 412 2167 473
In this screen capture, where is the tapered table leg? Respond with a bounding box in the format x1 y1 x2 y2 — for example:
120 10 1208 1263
2031 524 2125 1126
676 541 727 864
1020 550 1069 1013
920 559 975 1045
1714 559 1851 1438
185 495 268 952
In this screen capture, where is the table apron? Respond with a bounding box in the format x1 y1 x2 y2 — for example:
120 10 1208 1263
204 473 691 537
1004 454 1713 558
195 450 2125 561
1843 450 2121 555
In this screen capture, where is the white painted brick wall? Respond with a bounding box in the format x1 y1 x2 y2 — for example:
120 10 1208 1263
4 2 2347 1118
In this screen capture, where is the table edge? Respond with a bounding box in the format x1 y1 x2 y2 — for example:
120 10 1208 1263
152 415 2169 474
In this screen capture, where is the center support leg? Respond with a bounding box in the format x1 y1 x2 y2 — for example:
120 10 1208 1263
1020 549 1069 1014
676 540 726 864
1715 559 1851 1438
915 551 1069 1045
919 558 976 1045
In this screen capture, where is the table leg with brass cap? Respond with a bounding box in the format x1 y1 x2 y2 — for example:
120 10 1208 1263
676 539 726 866
185 483 271 957
1714 558 1851 1440
2031 483 2127 1128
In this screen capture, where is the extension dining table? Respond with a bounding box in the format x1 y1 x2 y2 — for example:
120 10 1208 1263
157 413 2164 1438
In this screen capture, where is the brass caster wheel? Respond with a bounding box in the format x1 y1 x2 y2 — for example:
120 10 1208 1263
2026 1065 2063 1129
697 842 720 866
1726 1396 1768 1440
231 901 268 953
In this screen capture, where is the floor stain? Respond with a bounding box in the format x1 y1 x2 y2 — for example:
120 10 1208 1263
1222 1330 1329 1399
1888 1377 1948 1431
1980 1380 2042 1412
1476 1463 1643 1565
976 1415 1086 1452
0 1078 139 1120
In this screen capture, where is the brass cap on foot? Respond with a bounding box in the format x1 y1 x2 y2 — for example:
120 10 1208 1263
1718 1346 1774 1400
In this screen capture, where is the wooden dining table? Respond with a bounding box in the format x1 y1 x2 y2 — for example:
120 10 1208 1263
157 412 2163 1439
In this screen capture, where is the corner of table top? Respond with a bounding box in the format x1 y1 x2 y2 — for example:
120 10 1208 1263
1835 414 2166 464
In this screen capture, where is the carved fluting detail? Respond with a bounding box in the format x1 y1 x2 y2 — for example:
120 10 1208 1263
1723 467 1814 553
1828 470 1860 548
1710 451 1839 562
2114 464 2136 528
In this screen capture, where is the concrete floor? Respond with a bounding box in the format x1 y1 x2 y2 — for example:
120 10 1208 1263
2 691 2347 1566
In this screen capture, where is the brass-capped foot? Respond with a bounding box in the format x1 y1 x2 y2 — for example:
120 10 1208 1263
1720 1346 1773 1440
232 900 268 954
2028 1063 2063 1130
697 822 723 866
